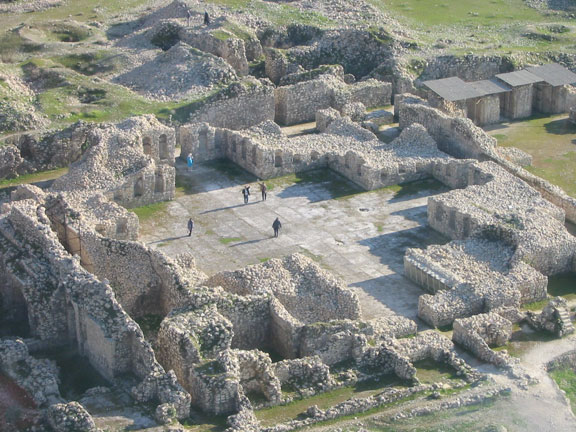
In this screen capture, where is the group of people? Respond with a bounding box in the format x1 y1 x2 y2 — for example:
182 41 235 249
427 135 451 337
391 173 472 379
186 179 281 239
241 182 267 204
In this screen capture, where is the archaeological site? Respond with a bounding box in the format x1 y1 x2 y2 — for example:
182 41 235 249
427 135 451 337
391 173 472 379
2 0 576 431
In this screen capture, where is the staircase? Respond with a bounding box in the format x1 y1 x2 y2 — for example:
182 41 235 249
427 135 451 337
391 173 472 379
557 308 575 337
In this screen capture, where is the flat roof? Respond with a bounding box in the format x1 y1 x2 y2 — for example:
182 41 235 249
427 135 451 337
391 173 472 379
423 77 483 101
495 70 543 87
526 63 576 86
469 79 511 96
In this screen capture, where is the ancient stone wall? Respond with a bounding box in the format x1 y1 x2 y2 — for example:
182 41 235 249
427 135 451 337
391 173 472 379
275 75 343 125
0 122 93 181
79 232 205 318
452 313 512 366
501 85 534 119
533 83 576 114
187 78 275 130
398 96 497 160
419 55 515 82
0 197 191 420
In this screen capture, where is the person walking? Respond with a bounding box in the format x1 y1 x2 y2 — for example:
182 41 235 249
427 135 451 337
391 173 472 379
272 217 282 238
187 153 194 170
204 11 210 25
259 181 267 201
187 218 194 236
242 185 251 204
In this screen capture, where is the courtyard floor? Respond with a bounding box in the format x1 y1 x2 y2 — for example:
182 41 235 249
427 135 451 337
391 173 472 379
137 159 448 324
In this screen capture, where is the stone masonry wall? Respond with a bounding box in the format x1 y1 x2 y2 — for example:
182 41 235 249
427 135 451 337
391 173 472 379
187 78 275 130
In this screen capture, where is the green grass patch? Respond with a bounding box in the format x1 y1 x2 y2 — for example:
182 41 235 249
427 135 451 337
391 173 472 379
130 201 168 221
52 51 124 76
0 167 68 189
256 375 404 427
413 359 461 384
258 257 270 263
522 298 551 311
488 114 576 198
219 236 243 245
550 366 576 413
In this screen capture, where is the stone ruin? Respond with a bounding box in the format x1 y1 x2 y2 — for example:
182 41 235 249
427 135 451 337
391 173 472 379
2 57 576 430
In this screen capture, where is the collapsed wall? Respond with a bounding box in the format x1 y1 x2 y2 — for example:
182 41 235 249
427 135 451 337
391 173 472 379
51 115 176 209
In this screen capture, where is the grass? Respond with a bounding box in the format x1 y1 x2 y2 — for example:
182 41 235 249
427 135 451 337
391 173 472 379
255 375 404 427
352 397 501 432
549 366 576 413
522 298 551 311
0 0 145 29
413 359 461 384
366 0 575 57
130 201 168 221
487 114 576 198
0 167 68 189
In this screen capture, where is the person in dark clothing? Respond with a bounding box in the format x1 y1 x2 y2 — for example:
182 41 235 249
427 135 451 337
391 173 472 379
187 218 194 236
242 185 250 204
204 11 210 25
259 182 267 201
272 217 282 238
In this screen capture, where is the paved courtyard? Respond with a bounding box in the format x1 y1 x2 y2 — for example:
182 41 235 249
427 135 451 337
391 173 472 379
138 160 448 324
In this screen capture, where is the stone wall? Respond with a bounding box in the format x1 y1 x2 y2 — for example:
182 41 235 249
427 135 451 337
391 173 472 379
0 197 191 420
452 313 512 366
274 73 391 126
0 122 93 181
398 96 497 160
533 83 576 114
275 74 344 125
187 78 275 130
180 118 449 194
79 231 206 318
419 55 515 82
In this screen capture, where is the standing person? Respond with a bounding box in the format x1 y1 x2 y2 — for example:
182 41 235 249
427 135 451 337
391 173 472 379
259 181 267 201
204 11 210 25
187 10 192 27
187 218 194 236
187 153 194 170
272 217 282 238
242 185 250 204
